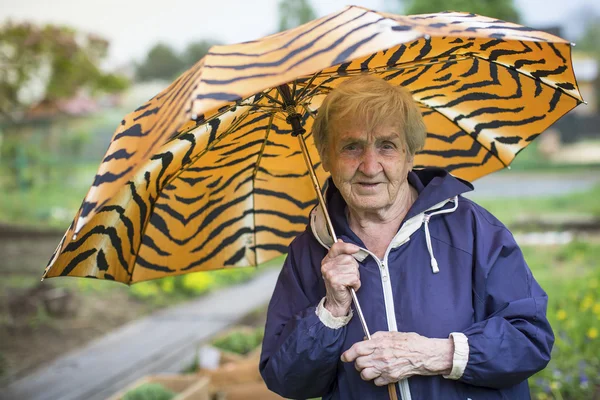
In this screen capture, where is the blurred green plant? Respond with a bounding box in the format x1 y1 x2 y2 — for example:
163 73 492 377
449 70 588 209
395 0 520 22
122 382 175 400
278 0 317 31
136 43 184 82
212 326 264 355
136 40 220 82
129 268 258 305
527 242 600 399
576 16 600 105
0 21 128 122
477 184 600 227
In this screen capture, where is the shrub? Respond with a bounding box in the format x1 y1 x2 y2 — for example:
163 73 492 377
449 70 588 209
530 244 600 399
128 267 257 305
212 327 264 355
122 382 175 400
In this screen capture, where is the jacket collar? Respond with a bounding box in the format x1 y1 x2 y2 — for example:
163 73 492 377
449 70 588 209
310 168 473 264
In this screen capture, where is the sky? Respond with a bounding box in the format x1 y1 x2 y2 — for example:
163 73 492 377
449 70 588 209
2 0 599 69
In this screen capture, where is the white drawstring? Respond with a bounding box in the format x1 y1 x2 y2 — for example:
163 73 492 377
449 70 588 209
423 196 459 274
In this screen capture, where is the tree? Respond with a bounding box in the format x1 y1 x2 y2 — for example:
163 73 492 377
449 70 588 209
278 0 317 32
0 21 129 121
135 43 184 82
0 22 128 190
396 0 521 23
575 17 600 105
577 17 600 59
182 40 220 69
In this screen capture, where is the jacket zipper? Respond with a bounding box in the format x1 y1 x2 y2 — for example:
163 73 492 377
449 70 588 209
359 246 412 400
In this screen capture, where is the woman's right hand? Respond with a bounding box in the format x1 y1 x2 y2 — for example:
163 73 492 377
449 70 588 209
321 239 362 317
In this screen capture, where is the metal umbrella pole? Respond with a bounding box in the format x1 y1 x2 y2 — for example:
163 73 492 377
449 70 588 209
278 84 398 400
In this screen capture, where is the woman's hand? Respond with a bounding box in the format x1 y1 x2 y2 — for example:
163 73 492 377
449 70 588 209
341 331 453 385
321 239 361 317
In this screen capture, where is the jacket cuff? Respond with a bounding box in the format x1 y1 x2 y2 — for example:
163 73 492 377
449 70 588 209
443 332 469 380
315 297 353 329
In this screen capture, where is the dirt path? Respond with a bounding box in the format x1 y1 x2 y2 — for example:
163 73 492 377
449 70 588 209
0 227 155 385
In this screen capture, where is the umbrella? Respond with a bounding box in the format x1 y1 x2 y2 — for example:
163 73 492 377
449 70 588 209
41 7 583 399
42 6 582 284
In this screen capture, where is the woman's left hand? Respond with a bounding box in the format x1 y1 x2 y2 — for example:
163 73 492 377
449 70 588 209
341 331 453 386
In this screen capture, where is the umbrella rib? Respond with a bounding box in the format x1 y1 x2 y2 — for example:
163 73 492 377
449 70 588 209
252 113 276 179
262 92 285 106
299 77 337 103
296 72 321 103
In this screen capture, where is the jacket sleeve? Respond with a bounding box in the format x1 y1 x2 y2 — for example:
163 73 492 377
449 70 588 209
259 245 348 398
456 220 554 389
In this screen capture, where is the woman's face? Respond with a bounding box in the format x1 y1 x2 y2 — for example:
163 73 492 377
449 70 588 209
323 123 414 214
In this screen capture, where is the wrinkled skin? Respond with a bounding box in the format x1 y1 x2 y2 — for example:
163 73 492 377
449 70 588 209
341 332 453 385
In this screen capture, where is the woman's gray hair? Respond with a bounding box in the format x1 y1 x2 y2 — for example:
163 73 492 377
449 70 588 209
311 75 426 161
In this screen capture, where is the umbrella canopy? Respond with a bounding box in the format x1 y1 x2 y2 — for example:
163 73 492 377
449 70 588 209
43 6 582 283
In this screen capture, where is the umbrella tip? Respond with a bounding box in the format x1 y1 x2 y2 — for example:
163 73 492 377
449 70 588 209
570 42 576 47
507 165 512 170
191 113 197 120
583 100 589 105
424 34 431 40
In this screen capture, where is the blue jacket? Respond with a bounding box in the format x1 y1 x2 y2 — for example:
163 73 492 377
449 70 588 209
260 168 553 399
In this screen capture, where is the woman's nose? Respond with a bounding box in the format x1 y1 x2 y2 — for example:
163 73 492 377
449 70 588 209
359 148 381 176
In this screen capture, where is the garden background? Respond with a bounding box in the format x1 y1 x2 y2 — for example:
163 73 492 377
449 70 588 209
1 0 600 398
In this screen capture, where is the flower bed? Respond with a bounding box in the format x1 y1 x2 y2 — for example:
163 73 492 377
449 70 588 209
529 242 600 399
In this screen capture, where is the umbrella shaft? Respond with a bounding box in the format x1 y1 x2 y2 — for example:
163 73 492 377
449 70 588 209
296 134 371 338
295 121 397 400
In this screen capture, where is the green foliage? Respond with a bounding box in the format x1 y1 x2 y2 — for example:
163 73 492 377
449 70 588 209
0 22 129 120
508 140 600 173
136 40 220 82
278 0 317 32
128 268 257 305
0 159 97 227
182 40 216 68
122 383 176 400
397 0 520 23
576 17 600 103
136 43 185 82
212 327 264 355
527 242 600 399
578 17 600 59
478 184 600 227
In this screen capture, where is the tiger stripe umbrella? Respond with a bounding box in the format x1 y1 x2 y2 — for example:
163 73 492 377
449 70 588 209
42 6 583 284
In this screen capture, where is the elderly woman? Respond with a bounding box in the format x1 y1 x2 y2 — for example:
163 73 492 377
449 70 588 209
259 75 553 400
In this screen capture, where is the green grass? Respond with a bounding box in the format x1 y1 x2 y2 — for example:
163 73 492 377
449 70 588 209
507 140 600 173
525 241 600 399
0 162 98 229
477 185 600 226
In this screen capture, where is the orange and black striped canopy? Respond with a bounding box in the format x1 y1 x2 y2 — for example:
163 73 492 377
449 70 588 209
43 6 583 283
